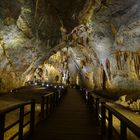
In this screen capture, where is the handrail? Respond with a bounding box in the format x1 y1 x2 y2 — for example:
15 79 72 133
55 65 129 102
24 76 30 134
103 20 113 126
41 92 55 120
0 100 35 140
43 92 54 97
0 85 67 140
102 103 140 139
41 89 65 120
84 90 140 140
0 101 33 114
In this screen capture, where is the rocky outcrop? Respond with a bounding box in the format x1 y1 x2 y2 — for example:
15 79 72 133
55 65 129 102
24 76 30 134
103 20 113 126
116 94 140 112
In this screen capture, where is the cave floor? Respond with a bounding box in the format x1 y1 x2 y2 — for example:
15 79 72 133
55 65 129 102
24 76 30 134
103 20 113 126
28 88 101 140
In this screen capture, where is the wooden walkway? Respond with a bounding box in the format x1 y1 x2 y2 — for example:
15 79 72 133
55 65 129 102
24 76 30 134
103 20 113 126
29 88 101 140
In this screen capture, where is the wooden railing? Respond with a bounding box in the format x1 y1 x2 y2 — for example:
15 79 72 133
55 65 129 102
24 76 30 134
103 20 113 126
88 94 100 122
81 89 103 123
81 89 140 140
41 92 55 120
101 102 140 140
0 100 35 140
0 86 66 140
41 90 65 120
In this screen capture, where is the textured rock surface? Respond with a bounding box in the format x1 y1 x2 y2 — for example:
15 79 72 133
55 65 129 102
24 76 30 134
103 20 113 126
84 0 140 92
0 0 140 94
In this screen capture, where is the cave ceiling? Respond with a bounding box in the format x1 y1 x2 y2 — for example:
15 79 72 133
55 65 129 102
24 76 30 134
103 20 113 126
45 0 86 31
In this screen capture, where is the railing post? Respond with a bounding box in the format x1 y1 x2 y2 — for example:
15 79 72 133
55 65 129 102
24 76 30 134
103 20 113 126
56 91 59 104
54 92 56 106
30 100 35 135
49 95 51 113
88 93 92 107
19 106 24 140
87 92 90 104
85 90 88 102
0 113 5 140
95 98 99 122
41 96 45 120
53 93 55 109
108 111 113 140
50 94 54 112
101 102 106 139
120 121 127 140
46 96 49 116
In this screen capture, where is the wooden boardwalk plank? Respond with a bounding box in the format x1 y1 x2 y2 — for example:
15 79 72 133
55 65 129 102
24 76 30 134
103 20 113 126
29 88 101 140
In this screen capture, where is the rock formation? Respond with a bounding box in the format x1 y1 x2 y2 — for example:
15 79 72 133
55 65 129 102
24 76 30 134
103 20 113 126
0 0 140 95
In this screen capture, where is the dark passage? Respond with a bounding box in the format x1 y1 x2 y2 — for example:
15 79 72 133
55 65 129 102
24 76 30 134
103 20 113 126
29 88 101 140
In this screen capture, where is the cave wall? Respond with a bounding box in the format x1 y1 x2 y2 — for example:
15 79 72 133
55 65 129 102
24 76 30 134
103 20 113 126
0 0 140 93
89 0 140 93
0 0 87 92
67 0 140 93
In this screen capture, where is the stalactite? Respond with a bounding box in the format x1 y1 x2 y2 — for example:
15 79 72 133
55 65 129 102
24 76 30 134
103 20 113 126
127 51 131 66
123 51 128 62
134 52 140 79
138 50 140 65
114 50 140 80
129 52 135 72
126 51 134 72
131 52 134 60
106 58 111 80
111 23 117 36
98 64 103 88
115 50 122 70
34 0 39 19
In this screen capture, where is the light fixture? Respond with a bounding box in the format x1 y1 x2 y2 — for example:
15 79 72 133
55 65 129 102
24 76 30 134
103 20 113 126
34 82 37 85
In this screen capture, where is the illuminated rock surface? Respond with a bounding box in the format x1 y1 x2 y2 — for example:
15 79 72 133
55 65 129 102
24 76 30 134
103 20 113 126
0 0 140 95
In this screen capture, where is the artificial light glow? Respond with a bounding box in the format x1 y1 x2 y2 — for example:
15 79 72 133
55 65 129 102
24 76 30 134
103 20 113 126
34 82 37 85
